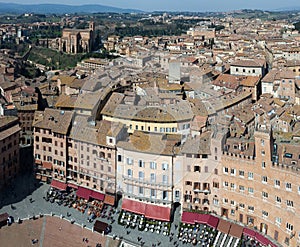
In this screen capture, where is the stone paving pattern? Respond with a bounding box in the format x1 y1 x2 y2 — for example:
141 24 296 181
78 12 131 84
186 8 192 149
0 173 255 247
0 216 118 247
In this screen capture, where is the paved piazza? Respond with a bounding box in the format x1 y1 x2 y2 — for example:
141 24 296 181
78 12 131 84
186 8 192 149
0 216 117 247
0 173 255 247
0 173 184 247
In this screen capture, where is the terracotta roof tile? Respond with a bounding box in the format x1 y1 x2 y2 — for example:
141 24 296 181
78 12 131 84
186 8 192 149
33 108 73 135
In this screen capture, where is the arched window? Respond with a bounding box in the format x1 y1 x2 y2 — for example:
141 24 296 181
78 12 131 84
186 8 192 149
99 152 105 159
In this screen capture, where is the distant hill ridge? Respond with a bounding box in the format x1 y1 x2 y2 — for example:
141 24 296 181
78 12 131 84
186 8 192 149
0 2 142 14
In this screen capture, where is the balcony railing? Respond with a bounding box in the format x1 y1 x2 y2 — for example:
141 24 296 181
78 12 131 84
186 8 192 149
96 156 111 164
193 188 211 194
122 175 172 188
125 192 172 204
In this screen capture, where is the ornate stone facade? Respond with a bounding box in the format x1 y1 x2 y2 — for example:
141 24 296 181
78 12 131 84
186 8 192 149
59 22 95 54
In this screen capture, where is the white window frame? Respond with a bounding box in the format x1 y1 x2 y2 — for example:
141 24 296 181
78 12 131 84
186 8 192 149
126 157 133 165
248 187 254 194
230 168 236 176
285 182 292 191
262 176 268 184
150 173 156 183
138 160 145 168
239 185 245 193
162 175 168 184
274 179 280 188
275 217 281 225
150 161 157 169
162 163 169 170
223 167 229 174
127 169 133 177
138 171 144 181
239 170 244 177
139 186 144 195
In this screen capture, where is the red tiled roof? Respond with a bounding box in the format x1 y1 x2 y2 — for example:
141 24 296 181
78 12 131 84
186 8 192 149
231 59 265 68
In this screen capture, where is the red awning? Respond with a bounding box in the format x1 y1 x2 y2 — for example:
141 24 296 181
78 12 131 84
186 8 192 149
51 179 67 191
243 228 257 238
182 213 219 227
104 195 115 206
0 213 9 223
90 190 105 201
181 211 198 224
269 242 278 247
255 233 272 246
145 204 171 222
76 187 92 200
194 214 210 224
67 183 78 189
93 220 109 234
207 215 219 228
43 162 52 169
229 223 243 238
35 159 42 165
217 218 231 234
121 199 146 215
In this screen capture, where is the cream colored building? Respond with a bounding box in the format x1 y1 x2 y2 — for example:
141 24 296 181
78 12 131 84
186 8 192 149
116 131 181 207
230 59 266 77
261 69 297 103
177 129 226 215
68 115 126 194
101 93 193 140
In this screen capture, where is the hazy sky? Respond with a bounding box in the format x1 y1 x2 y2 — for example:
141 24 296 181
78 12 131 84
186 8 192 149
5 0 300 12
